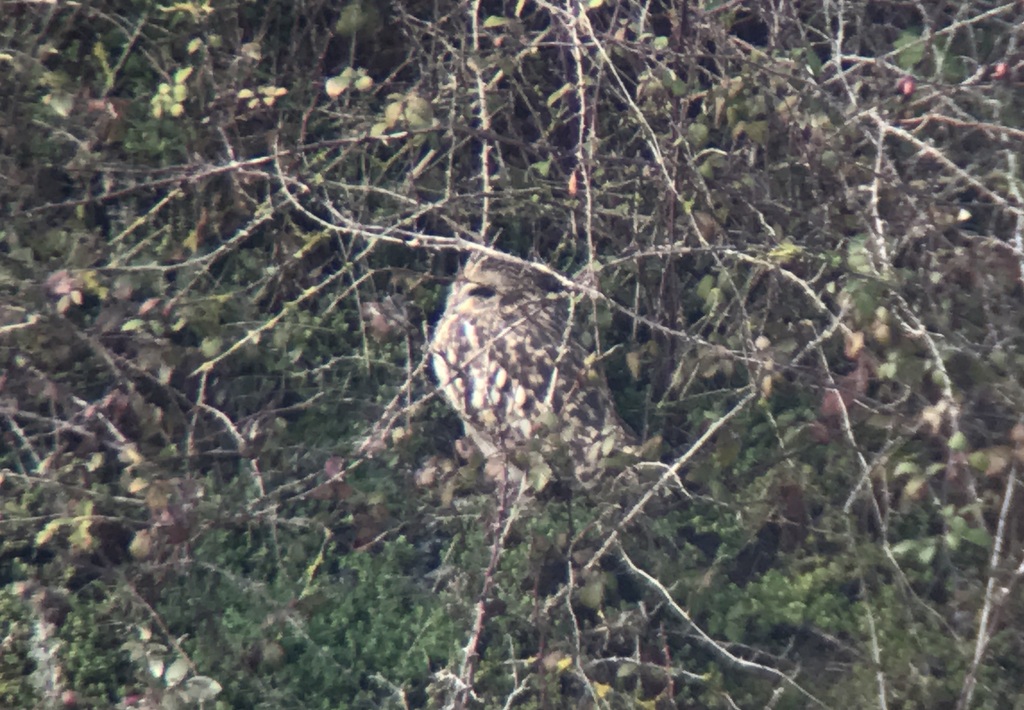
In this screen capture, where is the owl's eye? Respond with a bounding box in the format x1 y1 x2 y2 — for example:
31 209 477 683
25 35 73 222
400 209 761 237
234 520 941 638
467 285 497 299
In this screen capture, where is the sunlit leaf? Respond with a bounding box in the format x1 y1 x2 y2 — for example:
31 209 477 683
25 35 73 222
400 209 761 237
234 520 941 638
148 656 164 678
164 657 190 686
183 676 222 701
35 519 65 547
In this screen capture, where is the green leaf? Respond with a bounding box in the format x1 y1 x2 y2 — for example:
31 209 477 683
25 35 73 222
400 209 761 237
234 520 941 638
528 460 552 491
44 91 75 117
894 29 925 70
877 361 897 379
767 240 803 263
578 579 604 609
960 526 992 549
148 656 164 678
384 100 404 127
890 540 916 558
893 461 920 478
200 337 221 358
183 676 222 701
403 95 434 129
68 517 94 551
688 122 709 146
35 519 65 546
696 274 715 301
967 451 989 471
164 657 189 686
948 431 968 452
336 2 373 36
744 120 768 144
917 541 936 564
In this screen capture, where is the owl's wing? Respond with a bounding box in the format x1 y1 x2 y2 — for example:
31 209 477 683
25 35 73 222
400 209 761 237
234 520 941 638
432 292 635 481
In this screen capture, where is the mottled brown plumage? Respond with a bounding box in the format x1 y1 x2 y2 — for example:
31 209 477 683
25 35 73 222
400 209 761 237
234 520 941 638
431 252 637 484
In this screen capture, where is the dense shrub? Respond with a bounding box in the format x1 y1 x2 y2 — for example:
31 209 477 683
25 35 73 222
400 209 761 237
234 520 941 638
2 1 1024 707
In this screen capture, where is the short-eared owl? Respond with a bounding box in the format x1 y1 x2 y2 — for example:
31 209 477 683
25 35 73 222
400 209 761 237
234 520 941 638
430 252 637 483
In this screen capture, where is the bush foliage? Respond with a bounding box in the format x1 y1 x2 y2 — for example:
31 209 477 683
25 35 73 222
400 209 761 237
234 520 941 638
2 0 1024 708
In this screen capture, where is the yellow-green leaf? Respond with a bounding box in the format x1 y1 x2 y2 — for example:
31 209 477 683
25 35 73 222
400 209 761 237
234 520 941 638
948 431 968 452
626 350 642 380
36 519 65 546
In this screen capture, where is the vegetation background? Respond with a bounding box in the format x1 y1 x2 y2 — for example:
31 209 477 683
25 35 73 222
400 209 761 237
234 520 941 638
2 0 1024 707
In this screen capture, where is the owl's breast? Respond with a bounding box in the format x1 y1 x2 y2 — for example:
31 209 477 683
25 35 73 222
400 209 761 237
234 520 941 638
433 303 566 437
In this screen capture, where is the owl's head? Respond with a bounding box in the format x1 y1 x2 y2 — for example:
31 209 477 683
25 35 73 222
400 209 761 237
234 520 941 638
448 253 562 307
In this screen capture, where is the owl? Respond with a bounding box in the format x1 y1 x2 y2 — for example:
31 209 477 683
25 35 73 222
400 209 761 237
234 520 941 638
430 252 638 485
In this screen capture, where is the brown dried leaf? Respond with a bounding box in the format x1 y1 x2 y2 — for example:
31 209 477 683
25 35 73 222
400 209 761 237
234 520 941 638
45 269 80 297
139 297 161 316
